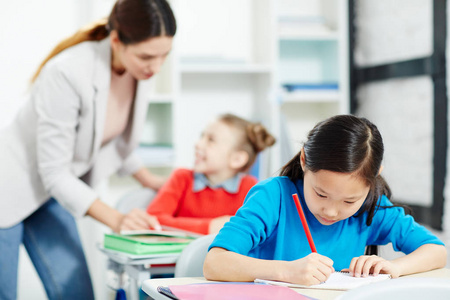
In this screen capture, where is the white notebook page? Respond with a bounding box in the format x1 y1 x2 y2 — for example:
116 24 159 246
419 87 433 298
255 272 391 291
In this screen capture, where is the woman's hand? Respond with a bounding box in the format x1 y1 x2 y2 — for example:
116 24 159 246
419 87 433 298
118 208 162 232
282 253 335 286
86 199 161 233
348 255 399 278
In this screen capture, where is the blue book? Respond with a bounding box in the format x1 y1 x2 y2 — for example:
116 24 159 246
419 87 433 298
282 83 339 92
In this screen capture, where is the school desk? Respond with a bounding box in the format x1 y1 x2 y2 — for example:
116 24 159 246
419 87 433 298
141 268 450 300
98 245 178 300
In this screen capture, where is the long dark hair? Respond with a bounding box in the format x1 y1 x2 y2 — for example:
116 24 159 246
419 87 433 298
280 115 391 226
31 0 176 82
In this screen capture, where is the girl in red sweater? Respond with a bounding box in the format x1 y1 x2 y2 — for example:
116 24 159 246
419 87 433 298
146 114 275 234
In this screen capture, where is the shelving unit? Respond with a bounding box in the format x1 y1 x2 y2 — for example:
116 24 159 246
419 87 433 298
136 0 277 179
95 0 349 179
271 0 350 170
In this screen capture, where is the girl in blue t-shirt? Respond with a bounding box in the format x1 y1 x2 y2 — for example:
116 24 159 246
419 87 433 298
204 115 447 286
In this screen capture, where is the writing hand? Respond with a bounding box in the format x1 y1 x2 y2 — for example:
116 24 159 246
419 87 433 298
283 253 334 286
347 255 398 278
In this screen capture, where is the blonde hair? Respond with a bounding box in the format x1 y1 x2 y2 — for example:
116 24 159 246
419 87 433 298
219 113 276 171
31 0 176 83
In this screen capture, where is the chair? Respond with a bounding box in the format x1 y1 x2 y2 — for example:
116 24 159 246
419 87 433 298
115 187 157 214
174 234 217 277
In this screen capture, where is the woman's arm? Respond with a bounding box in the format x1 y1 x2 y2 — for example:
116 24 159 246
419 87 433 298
86 198 161 233
203 247 334 286
348 244 447 278
133 167 167 190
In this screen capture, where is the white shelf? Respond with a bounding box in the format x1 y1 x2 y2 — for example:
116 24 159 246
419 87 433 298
180 64 273 74
279 32 339 41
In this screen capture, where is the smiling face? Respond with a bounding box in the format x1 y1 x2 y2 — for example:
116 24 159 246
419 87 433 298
300 151 370 225
111 33 173 80
194 120 245 185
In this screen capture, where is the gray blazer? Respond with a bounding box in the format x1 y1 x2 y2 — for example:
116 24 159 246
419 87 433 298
0 38 150 228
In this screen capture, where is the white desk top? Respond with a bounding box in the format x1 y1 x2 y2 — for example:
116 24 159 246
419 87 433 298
141 268 450 300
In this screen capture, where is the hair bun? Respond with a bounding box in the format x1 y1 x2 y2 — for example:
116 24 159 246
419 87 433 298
247 123 276 152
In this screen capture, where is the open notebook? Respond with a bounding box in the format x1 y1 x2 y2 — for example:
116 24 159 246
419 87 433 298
255 271 391 291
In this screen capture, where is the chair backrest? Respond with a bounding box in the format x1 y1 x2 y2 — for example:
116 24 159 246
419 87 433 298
115 188 156 214
174 234 217 277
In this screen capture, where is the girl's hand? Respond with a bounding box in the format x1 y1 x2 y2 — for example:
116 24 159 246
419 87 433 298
282 253 334 286
348 255 400 278
208 215 231 234
118 208 162 232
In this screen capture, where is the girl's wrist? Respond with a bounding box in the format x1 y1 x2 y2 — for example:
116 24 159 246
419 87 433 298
266 260 290 282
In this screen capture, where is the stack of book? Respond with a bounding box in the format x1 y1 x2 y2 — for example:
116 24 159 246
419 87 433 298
104 229 199 255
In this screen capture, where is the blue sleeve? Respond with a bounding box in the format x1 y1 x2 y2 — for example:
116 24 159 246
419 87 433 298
208 178 282 255
368 196 444 253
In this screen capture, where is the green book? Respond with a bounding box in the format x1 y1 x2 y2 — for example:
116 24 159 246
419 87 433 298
104 233 195 255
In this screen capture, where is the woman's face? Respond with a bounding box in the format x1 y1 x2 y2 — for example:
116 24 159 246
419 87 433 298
112 34 173 80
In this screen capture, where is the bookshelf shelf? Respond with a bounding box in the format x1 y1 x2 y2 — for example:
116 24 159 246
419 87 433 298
281 91 340 103
279 32 339 41
179 64 273 74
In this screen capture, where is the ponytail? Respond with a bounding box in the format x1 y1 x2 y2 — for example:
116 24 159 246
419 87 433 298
30 19 109 83
279 151 303 182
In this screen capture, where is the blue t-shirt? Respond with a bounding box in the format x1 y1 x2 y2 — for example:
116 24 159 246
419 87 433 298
209 176 444 271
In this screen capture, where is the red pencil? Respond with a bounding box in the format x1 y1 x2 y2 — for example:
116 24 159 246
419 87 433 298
292 193 317 253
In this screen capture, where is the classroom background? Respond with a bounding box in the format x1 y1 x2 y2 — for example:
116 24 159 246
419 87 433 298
1 0 450 299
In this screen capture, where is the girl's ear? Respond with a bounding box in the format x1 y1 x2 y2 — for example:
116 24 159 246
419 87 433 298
378 165 384 175
229 150 249 171
300 148 306 171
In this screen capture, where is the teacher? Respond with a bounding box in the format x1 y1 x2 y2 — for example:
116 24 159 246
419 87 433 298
0 0 176 299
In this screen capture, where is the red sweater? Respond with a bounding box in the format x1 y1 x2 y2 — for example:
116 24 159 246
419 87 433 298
146 168 257 234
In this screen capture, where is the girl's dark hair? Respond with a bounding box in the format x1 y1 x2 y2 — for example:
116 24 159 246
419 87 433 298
219 114 276 172
31 0 176 82
280 114 391 225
